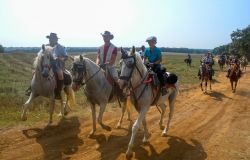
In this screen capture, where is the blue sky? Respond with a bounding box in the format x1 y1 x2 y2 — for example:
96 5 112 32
0 0 249 49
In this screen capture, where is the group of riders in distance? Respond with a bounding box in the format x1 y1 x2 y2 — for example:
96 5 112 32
21 31 248 158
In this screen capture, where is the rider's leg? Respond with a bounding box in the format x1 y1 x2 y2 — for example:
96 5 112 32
156 69 167 96
54 60 64 100
109 66 126 102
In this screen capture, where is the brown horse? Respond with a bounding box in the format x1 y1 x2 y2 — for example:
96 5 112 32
218 58 225 70
200 63 212 93
229 63 241 93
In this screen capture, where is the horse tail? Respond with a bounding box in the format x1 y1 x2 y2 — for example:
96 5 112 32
66 85 76 107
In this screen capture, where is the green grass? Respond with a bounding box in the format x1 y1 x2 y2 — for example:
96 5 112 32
0 52 218 128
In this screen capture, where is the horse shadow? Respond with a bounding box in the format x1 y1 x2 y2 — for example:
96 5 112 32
134 136 207 160
22 116 83 160
90 125 207 160
205 91 232 101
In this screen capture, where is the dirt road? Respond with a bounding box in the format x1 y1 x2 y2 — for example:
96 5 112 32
0 68 249 160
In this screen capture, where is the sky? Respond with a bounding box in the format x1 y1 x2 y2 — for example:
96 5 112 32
0 0 250 49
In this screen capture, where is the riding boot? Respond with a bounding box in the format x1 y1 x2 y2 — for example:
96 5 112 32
55 80 64 100
25 86 32 96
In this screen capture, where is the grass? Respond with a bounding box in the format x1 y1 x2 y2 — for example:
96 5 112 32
0 52 218 128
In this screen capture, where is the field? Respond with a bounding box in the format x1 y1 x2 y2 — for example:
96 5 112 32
0 52 249 160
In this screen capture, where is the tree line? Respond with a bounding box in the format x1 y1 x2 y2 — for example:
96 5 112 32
213 25 250 59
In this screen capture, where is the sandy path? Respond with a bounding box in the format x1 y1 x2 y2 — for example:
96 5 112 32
0 68 249 160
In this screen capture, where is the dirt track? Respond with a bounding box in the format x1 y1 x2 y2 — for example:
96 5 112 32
0 68 250 160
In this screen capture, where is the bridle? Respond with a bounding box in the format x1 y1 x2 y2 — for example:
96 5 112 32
72 59 101 86
119 55 152 108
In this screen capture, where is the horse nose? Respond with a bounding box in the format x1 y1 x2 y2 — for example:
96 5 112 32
42 69 49 78
118 79 128 89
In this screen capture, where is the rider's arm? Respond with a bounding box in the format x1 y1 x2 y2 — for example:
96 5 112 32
154 50 162 64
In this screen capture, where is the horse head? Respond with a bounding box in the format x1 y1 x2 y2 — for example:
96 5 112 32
118 46 137 89
36 44 53 78
71 55 86 91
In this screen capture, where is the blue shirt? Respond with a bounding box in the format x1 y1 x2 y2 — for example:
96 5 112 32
52 43 68 60
144 47 162 67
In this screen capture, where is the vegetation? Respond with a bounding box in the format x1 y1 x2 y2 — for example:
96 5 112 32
213 25 250 59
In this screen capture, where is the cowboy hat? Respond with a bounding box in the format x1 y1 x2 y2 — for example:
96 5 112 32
46 33 59 39
101 31 114 40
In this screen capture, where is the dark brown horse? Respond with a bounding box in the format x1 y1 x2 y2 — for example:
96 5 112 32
200 63 212 92
229 63 241 93
184 58 192 67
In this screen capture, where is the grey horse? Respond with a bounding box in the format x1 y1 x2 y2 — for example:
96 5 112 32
21 45 75 126
70 55 130 137
118 47 179 158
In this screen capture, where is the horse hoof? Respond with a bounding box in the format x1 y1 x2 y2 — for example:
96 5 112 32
58 113 63 117
21 115 27 121
126 151 133 159
100 124 112 131
159 125 164 130
161 132 168 137
47 122 52 127
116 124 121 129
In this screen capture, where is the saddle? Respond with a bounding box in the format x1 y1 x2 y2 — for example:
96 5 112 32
54 69 72 87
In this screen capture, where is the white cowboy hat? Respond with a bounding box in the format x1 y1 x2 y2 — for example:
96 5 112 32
101 31 114 40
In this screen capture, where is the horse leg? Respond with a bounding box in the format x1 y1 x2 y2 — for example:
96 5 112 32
58 99 65 117
142 117 151 143
200 81 203 91
162 95 175 137
116 100 127 129
126 106 149 159
210 79 212 91
159 104 166 130
21 92 36 121
48 96 55 126
89 102 96 137
98 103 111 131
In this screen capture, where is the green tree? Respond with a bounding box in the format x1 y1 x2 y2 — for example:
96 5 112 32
0 44 4 53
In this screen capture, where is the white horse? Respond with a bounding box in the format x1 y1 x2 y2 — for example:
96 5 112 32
70 55 131 137
118 47 179 158
21 45 75 126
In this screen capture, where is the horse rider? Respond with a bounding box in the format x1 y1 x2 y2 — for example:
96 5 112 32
219 53 226 62
96 31 125 101
198 52 214 79
226 55 241 77
187 53 191 60
143 36 168 95
25 33 68 99
139 45 145 61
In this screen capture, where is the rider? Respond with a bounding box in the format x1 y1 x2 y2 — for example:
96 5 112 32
226 55 241 77
219 53 226 62
96 31 125 101
187 53 191 60
198 52 214 79
25 33 68 99
139 45 145 61
143 36 168 95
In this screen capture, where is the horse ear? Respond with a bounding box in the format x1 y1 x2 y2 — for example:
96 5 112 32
121 47 128 59
80 55 83 61
42 44 45 51
131 46 135 55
